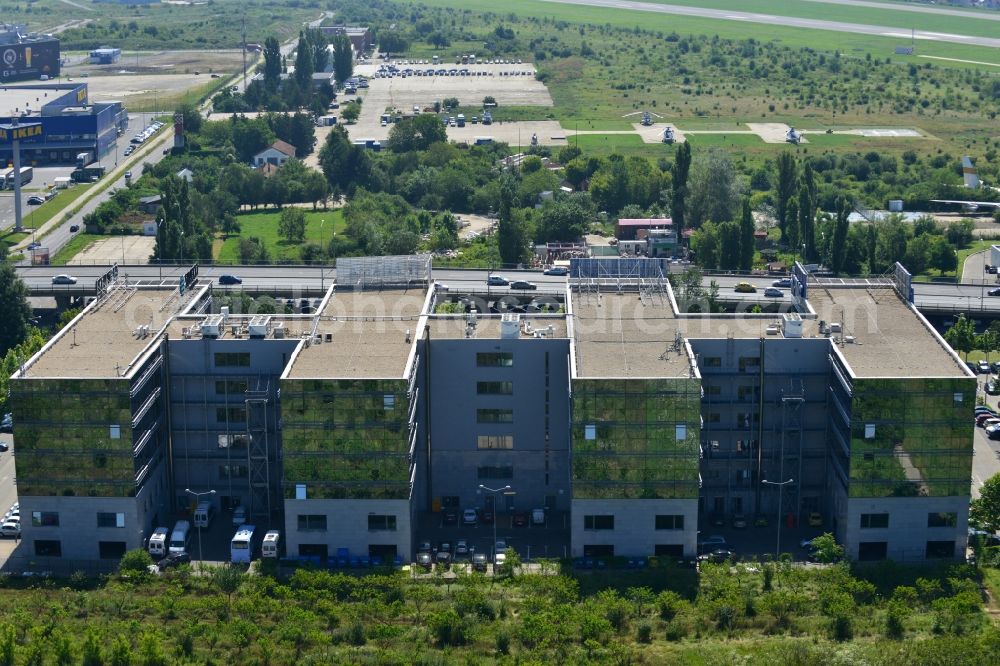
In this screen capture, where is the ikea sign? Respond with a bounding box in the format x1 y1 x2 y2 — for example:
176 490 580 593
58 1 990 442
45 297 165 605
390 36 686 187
0 123 43 143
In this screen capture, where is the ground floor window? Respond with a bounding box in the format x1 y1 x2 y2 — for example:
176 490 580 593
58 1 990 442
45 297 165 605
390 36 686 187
369 544 397 560
298 543 328 559
655 544 684 558
99 541 127 559
34 540 62 557
925 541 955 559
858 541 887 561
583 545 614 557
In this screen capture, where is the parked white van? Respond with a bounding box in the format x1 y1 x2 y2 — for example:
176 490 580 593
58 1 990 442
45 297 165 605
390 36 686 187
193 501 215 528
147 527 169 557
169 520 191 556
262 530 281 558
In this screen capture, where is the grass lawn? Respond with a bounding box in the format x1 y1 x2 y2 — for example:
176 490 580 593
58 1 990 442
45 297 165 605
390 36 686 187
215 209 345 264
29 184 94 237
49 233 104 266
0 230 29 255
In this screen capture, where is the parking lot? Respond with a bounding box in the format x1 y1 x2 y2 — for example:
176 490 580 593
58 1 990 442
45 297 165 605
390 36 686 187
415 509 571 563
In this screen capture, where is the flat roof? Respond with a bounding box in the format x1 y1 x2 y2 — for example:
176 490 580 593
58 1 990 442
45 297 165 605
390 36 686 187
572 292 694 378
0 85 78 117
806 286 966 378
618 218 672 227
285 289 425 379
22 288 189 379
425 315 567 340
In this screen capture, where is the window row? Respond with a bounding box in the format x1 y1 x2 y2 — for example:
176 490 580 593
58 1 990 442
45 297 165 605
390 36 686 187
31 511 125 528
296 513 398 531
583 514 686 531
477 435 514 450
477 381 513 395
477 409 514 424
477 352 514 367
214 352 250 368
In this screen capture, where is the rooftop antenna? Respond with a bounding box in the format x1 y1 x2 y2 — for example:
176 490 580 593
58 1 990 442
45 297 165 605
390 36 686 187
71 328 77 347
241 15 247 93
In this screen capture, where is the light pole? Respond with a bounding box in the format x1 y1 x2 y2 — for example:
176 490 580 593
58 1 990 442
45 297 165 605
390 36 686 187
185 488 216 569
479 484 512 574
761 478 794 558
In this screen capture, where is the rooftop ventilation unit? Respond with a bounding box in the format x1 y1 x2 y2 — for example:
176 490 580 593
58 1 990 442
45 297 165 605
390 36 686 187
200 314 224 338
272 322 285 338
501 312 520 339
782 312 803 338
248 315 271 338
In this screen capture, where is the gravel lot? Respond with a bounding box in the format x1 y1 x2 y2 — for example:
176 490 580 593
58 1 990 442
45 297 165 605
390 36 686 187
72 236 156 265
746 123 808 144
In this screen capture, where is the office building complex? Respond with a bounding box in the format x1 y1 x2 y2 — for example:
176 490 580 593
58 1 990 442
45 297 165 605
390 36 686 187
8 259 974 565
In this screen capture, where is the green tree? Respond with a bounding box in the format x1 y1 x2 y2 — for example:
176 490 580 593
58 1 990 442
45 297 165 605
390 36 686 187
739 198 755 271
108 635 131 666
692 221 721 270
379 31 410 54
971 472 1000 532
718 221 742 271
306 28 329 73
687 148 742 227
944 313 976 359
340 101 361 124
429 31 451 49
830 197 850 273
119 548 153 577
775 152 798 240
262 36 282 91
0 623 15 666
785 196 799 250
387 114 448 152
928 235 957 275
318 126 370 194
0 261 32 356
671 141 692 238
497 171 524 266
81 629 103 666
294 32 314 91
810 533 843 563
176 102 202 135
331 34 353 84
798 182 815 261
278 207 306 243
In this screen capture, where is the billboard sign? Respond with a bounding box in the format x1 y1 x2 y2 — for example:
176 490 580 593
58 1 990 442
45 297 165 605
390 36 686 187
0 40 60 82
0 122 43 144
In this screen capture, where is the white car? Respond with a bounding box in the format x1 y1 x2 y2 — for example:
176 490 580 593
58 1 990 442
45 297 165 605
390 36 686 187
462 508 478 525
0 521 20 538
232 505 246 527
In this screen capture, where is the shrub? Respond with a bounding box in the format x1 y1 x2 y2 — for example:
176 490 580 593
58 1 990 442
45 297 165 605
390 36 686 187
119 549 153 577
885 601 907 639
657 590 684 621
347 622 366 646
636 622 653 644
664 620 688 642
495 630 510 655
428 609 467 647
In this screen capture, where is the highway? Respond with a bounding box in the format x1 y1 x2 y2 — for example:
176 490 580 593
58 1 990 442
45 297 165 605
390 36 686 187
541 0 1000 49
18 264 1000 313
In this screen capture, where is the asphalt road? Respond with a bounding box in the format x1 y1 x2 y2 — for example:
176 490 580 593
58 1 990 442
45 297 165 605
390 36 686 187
540 0 1000 49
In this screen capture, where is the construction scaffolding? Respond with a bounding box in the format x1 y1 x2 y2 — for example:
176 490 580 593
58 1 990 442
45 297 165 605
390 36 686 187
336 255 432 289
245 377 276 523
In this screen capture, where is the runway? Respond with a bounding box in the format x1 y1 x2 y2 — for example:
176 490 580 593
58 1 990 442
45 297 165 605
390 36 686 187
540 0 1000 50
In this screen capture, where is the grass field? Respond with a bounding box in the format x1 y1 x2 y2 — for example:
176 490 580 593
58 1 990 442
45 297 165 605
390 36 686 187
49 233 105 266
215 209 345 264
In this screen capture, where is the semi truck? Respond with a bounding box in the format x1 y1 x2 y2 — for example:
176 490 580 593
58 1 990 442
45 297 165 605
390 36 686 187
2 166 33 189
75 151 94 168
70 165 106 183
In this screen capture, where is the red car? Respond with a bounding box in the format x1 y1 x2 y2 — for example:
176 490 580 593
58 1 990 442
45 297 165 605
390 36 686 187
512 511 529 527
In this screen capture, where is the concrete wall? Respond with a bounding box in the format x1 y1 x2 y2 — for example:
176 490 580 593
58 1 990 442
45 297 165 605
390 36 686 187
570 498 698 558
844 496 969 562
282 498 412 559
425 336 571 513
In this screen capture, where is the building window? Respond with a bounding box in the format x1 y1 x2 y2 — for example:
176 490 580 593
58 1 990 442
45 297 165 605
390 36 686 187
476 352 513 367
584 515 614 530
99 541 127 559
584 424 596 440
214 352 251 367
925 541 955 559
34 540 62 557
703 357 722 368
109 425 121 439
219 464 249 479
477 435 514 450
216 407 246 423
675 424 687 441
477 381 513 395
477 408 514 424
31 511 59 527
737 385 759 401
367 515 397 531
858 541 887 561
297 515 327 531
655 515 684 530
864 424 876 439
97 512 125 528
215 379 248 395
477 465 513 480
953 392 964 405
218 434 249 449
927 512 957 528
738 357 760 372
383 394 396 410
583 544 614 557
860 513 889 529
705 385 721 396
655 544 684 558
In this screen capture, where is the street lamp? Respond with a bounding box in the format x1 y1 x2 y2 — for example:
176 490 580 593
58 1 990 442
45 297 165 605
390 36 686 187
761 478 794 558
479 484 512 574
185 488 216 569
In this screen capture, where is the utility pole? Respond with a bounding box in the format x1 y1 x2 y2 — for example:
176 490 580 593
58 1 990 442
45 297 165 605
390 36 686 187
241 16 248 92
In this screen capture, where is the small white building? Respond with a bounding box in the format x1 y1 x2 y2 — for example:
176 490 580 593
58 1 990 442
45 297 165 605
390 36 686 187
252 140 296 168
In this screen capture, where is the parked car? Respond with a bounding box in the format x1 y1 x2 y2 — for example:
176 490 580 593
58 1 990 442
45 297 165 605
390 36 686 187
0 413 12 433
512 510 529 527
486 275 509 286
990 428 1000 441
764 287 783 298
808 512 823 527
436 547 452 565
27 195 44 205
471 552 488 571
772 278 792 288
442 508 458 526
69 224 79 233
698 548 736 563
697 535 727 552
0 521 21 538
232 505 246 527
124 171 132 179
979 360 991 374
989 288 1000 296
988 382 1000 396
734 281 757 293
51 274 77 284
455 540 469 558
494 540 508 565
462 508 478 526
479 509 494 525
510 280 537 290
218 274 242 285
732 513 748 528
976 414 1000 427
417 541 432 553
416 552 433 570
543 266 569 276
156 552 191 570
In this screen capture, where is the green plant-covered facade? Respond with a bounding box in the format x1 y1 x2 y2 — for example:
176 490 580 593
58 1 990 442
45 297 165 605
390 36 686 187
281 378 414 499
10 378 139 497
570 378 701 499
